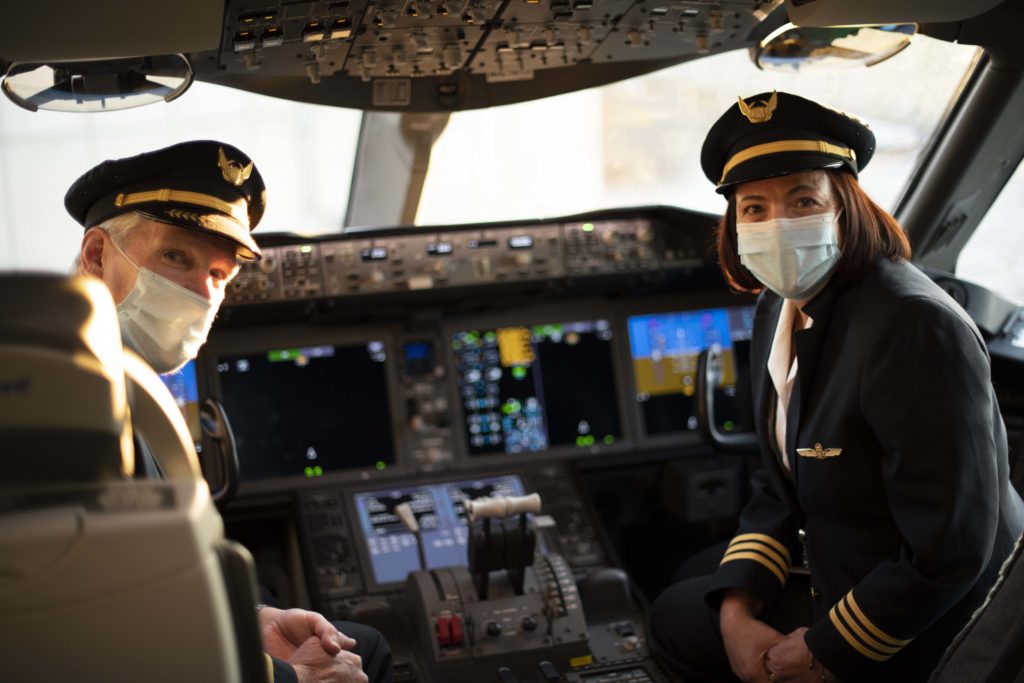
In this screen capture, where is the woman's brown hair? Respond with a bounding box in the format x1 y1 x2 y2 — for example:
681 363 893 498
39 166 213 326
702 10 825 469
715 169 912 293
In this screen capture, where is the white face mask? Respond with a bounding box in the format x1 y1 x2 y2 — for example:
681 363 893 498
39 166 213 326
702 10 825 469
112 242 218 374
736 212 841 301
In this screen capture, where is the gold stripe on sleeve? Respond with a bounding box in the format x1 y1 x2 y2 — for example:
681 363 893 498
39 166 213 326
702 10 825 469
828 608 888 662
846 592 914 647
729 533 793 566
720 551 787 585
722 542 789 578
837 600 902 656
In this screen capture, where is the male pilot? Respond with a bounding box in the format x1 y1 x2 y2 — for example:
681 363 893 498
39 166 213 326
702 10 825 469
65 140 392 683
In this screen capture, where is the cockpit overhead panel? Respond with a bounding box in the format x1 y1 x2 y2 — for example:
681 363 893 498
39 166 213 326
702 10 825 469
206 0 764 110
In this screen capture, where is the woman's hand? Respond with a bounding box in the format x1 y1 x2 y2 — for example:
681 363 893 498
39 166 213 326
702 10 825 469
720 590 784 682
764 628 833 682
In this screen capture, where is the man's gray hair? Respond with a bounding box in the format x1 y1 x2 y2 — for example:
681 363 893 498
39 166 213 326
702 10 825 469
71 212 145 275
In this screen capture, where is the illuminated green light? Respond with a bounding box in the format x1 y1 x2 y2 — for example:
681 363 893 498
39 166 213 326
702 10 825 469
375 460 387 471
304 466 314 477
724 420 735 432
603 435 614 445
300 245 313 253
576 436 586 447
484 331 497 342
269 348 299 362
511 366 527 380
576 435 596 447
581 223 595 232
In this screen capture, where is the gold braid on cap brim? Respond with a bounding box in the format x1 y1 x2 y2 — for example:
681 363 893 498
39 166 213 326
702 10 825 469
720 139 856 184
113 189 249 228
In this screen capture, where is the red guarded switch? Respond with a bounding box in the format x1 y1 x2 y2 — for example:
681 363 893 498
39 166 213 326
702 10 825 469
449 614 464 646
436 616 452 648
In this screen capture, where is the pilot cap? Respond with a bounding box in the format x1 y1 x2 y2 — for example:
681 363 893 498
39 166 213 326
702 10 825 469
64 140 265 260
701 91 875 194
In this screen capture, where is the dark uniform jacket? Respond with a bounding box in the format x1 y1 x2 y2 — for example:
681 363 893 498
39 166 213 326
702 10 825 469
705 258 1024 681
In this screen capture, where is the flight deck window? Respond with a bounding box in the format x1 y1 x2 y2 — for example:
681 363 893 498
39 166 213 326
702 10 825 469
958 159 1024 304
452 319 621 456
0 82 361 272
416 35 979 226
215 341 395 480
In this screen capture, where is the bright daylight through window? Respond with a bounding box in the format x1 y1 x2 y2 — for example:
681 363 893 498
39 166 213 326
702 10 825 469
0 84 362 272
958 159 1024 304
417 35 980 224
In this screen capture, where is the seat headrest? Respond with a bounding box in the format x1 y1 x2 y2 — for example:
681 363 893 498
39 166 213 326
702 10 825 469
0 273 134 486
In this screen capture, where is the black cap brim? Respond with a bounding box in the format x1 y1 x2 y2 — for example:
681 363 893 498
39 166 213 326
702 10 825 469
134 208 261 260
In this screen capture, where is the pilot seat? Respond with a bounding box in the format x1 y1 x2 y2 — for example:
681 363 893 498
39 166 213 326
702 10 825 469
0 273 267 683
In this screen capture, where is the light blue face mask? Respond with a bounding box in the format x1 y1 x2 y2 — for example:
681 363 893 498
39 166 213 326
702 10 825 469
736 212 841 301
111 241 218 374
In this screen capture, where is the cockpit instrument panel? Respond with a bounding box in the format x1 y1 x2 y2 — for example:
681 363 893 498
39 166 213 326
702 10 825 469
627 306 754 437
160 359 202 449
451 319 621 457
214 340 397 481
352 474 527 586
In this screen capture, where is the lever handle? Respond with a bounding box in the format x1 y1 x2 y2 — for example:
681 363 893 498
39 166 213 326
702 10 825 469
466 493 542 521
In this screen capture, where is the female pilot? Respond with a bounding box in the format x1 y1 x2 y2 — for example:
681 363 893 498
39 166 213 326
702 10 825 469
650 92 1024 682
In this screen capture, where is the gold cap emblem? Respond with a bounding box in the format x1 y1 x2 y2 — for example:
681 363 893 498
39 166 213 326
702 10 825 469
796 442 843 460
737 91 778 124
218 147 254 187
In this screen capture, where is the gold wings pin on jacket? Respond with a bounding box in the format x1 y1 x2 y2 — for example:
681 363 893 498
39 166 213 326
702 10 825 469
797 443 843 460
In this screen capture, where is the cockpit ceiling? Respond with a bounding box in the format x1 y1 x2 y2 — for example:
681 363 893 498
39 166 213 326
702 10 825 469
199 0 766 110
0 0 768 112
1 0 1021 112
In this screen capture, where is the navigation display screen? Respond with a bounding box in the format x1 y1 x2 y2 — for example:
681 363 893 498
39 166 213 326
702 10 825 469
160 359 202 450
451 319 621 456
215 341 396 481
353 474 526 585
628 306 754 436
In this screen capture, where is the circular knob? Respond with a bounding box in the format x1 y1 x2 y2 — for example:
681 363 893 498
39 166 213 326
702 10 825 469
521 616 537 632
369 269 386 285
514 252 533 267
259 256 277 273
485 621 502 637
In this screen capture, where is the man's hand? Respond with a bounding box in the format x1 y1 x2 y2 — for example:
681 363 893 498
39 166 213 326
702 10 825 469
290 636 368 683
259 606 356 660
764 628 832 682
720 590 784 683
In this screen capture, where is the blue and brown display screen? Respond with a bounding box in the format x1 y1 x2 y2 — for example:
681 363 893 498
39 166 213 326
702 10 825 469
215 342 396 480
353 474 527 585
627 306 755 436
451 319 622 456
160 359 202 450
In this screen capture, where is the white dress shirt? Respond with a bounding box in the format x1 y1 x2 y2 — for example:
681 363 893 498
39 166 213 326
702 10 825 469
767 299 813 471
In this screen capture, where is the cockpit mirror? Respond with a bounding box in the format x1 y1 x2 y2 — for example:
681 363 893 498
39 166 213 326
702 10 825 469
2 54 193 112
751 23 916 72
